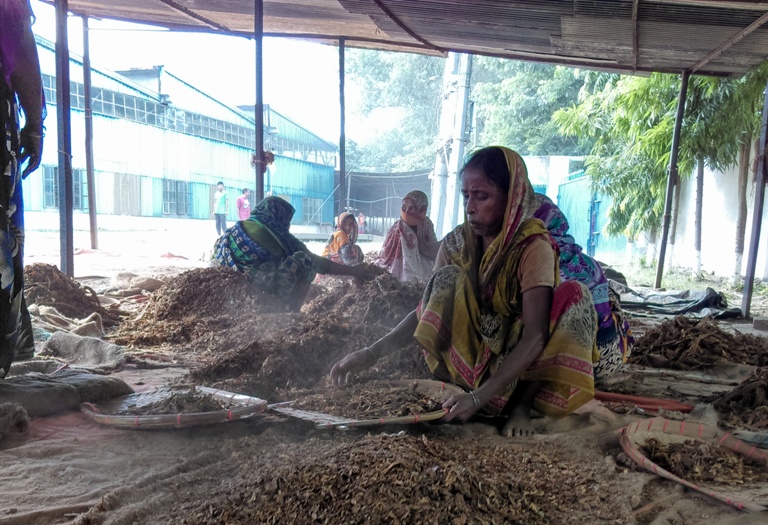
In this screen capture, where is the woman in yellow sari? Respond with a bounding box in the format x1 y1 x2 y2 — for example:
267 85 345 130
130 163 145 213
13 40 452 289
322 212 363 265
330 147 598 436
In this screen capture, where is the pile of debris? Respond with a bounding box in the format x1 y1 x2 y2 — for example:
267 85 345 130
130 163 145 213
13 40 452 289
290 381 442 419
189 312 429 401
24 263 121 326
629 316 768 369
112 267 289 348
113 389 231 416
168 433 623 525
713 367 768 430
641 437 768 484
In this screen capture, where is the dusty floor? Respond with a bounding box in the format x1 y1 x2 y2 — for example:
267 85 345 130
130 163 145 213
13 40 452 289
2 244 768 524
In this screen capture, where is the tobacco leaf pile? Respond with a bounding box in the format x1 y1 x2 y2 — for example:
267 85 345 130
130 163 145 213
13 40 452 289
24 263 121 326
713 367 768 430
167 433 623 525
113 389 230 416
110 270 425 399
629 315 768 369
189 312 430 401
289 381 443 419
112 266 290 348
641 438 768 485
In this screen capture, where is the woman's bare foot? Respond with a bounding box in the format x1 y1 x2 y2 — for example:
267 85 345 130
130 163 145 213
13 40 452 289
502 407 538 437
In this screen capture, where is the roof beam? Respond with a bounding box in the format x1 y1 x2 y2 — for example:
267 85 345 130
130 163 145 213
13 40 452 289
154 0 231 33
647 0 768 11
689 10 768 73
371 0 444 53
632 0 640 71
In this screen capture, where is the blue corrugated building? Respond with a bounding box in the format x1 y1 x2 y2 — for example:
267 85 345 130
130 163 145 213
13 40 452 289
23 36 337 228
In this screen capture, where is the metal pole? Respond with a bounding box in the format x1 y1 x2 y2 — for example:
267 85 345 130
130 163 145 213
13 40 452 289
55 0 74 276
254 0 264 201
339 37 346 213
654 70 689 288
82 16 97 249
741 78 768 318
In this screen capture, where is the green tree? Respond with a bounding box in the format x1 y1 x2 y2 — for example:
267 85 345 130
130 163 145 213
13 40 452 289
346 49 443 172
471 58 592 156
554 65 768 242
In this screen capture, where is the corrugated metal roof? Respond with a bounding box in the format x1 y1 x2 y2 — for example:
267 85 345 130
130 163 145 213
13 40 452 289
41 0 768 76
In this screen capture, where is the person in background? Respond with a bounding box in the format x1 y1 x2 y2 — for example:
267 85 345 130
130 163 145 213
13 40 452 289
213 196 372 311
236 188 251 221
322 211 363 266
376 190 439 283
332 147 606 437
357 212 366 234
533 193 633 379
212 181 228 236
0 0 45 377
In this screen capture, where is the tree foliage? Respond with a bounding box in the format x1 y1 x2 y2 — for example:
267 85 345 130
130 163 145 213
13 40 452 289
345 49 443 172
471 58 592 156
554 64 768 238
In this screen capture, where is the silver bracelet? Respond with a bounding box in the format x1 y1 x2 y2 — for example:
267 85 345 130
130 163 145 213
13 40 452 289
469 390 481 408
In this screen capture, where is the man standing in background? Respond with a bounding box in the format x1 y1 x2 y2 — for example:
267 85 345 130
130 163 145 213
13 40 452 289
212 181 228 236
236 188 251 220
0 0 45 376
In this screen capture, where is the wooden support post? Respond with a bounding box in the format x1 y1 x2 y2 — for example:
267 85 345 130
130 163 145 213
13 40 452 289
740 78 768 318
655 70 689 289
254 0 264 201
55 0 74 276
82 16 98 250
339 38 347 213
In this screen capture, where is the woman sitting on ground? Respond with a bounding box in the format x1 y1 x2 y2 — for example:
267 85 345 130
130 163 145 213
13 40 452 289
322 212 364 266
376 190 440 283
213 196 368 312
331 146 617 437
533 194 633 379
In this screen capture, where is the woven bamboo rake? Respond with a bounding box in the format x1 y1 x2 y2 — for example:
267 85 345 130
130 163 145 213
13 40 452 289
80 386 267 430
271 379 462 429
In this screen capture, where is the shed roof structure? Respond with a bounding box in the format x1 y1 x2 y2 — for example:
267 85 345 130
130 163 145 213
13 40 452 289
42 0 768 77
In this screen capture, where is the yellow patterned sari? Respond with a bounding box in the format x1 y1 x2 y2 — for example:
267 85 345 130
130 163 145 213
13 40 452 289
414 148 598 417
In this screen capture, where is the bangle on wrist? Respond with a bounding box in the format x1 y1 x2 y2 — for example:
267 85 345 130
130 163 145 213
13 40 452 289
469 390 481 408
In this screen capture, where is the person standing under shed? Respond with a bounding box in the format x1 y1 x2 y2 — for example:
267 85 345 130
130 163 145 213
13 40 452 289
376 190 440 283
0 0 45 377
212 181 228 236
236 188 251 221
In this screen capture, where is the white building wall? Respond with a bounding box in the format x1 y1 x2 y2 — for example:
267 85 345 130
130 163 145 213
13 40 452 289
40 109 255 188
659 147 768 280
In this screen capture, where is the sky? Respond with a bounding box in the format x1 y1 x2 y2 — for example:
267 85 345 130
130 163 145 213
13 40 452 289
28 0 356 143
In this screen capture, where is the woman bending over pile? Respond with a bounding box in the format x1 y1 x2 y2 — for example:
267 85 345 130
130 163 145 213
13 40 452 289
331 147 630 436
213 196 369 312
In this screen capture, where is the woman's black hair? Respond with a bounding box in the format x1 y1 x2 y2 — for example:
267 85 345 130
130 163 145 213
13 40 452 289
460 147 510 195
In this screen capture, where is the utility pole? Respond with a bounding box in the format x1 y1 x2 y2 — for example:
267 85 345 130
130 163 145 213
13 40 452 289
82 16 98 249
429 53 473 238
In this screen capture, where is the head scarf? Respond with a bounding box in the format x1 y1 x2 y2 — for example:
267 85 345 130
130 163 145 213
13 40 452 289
250 196 295 234
322 212 357 257
476 148 540 283
447 146 555 315
400 190 429 227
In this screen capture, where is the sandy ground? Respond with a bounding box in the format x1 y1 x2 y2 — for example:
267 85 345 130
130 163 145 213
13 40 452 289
1 230 766 524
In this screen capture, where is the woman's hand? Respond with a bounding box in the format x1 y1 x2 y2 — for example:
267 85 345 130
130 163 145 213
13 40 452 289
442 391 482 423
330 348 378 387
